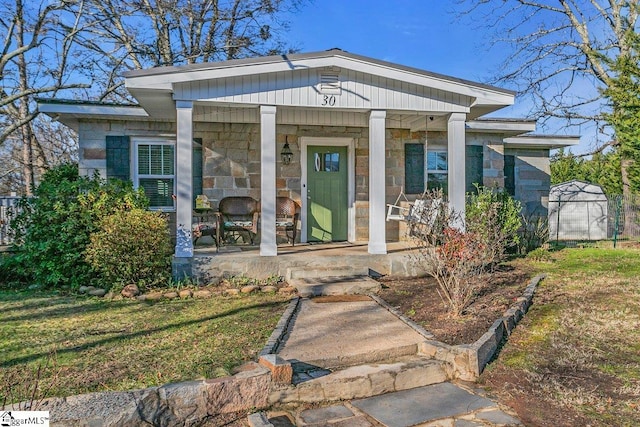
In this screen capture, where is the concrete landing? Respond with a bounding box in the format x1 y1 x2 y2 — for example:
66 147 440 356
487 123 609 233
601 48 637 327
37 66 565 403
276 297 424 368
288 276 381 297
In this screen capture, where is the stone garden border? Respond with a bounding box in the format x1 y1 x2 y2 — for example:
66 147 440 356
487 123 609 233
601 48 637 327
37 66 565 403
419 274 546 381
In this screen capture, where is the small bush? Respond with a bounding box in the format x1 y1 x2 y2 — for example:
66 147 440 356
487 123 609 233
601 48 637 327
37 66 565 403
429 227 488 316
85 209 173 291
519 213 549 254
526 247 553 262
466 186 522 268
9 164 148 289
407 190 489 316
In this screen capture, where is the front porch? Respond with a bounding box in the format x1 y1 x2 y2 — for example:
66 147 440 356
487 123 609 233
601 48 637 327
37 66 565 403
182 241 422 282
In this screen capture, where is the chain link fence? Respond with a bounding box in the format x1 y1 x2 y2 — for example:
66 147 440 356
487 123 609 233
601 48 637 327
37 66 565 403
549 193 640 246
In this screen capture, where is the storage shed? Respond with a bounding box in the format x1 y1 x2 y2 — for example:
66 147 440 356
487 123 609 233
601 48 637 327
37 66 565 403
549 180 608 241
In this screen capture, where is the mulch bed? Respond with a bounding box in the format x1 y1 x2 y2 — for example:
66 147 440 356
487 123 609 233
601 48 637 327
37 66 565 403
378 263 533 345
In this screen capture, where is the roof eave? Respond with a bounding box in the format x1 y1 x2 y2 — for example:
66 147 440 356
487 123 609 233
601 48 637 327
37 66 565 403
37 100 150 131
504 135 581 150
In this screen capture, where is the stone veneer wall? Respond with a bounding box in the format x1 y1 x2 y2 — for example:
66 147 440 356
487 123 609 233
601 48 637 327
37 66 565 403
77 119 177 177
506 148 551 216
76 118 543 242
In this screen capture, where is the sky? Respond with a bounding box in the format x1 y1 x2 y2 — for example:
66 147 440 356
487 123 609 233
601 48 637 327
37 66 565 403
283 0 594 153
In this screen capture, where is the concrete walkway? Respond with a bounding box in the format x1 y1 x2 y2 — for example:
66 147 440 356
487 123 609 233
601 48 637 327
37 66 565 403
277 296 427 368
255 295 522 427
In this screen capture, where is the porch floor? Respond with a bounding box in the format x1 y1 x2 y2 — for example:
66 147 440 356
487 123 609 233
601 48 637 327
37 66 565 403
190 241 423 281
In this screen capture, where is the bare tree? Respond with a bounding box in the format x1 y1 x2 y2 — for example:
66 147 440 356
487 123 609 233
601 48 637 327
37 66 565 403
79 0 305 101
459 1 638 123
0 0 89 193
458 1 640 199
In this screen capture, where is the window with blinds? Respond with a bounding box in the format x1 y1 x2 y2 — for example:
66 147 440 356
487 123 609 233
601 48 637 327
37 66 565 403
136 142 175 209
426 151 448 194
404 144 449 194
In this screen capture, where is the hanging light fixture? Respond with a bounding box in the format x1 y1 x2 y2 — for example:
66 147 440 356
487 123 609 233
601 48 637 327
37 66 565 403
281 135 293 165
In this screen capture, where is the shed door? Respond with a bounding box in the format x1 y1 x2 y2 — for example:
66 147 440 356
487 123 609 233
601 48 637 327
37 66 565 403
306 145 348 241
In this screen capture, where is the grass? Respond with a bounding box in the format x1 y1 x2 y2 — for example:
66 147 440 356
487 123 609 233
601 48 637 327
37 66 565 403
482 247 640 426
0 289 290 405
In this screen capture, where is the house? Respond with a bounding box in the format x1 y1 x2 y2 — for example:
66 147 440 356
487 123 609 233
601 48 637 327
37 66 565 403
38 49 578 270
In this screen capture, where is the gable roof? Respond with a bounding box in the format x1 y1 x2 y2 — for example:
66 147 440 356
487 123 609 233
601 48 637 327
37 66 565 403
125 48 514 95
124 48 515 119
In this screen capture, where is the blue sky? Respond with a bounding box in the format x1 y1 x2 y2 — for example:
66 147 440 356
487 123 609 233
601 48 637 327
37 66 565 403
284 1 593 152
287 1 499 82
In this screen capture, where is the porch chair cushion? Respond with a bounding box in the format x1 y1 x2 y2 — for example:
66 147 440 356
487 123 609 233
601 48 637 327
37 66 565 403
217 196 260 245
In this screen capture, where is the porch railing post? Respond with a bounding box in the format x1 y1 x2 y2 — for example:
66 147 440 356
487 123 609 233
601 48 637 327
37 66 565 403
175 100 194 258
368 110 387 254
448 112 466 230
260 105 277 256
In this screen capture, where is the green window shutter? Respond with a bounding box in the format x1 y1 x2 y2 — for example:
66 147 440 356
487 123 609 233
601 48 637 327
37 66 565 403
404 143 425 194
465 145 483 193
192 138 203 205
504 155 515 196
106 136 130 181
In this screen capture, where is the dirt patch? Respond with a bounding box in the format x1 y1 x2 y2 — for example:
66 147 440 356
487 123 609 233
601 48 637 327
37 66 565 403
481 370 591 427
378 264 533 345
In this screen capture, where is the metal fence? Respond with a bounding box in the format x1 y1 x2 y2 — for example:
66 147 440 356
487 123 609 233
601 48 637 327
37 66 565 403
0 196 21 246
549 194 640 244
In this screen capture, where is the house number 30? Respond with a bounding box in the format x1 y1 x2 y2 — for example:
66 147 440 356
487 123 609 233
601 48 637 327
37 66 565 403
321 95 336 106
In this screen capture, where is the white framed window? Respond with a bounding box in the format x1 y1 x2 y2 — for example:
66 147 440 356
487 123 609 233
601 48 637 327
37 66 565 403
426 150 448 194
133 138 176 210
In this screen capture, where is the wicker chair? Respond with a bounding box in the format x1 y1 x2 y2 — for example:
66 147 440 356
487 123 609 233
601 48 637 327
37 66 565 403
276 197 299 246
216 196 260 246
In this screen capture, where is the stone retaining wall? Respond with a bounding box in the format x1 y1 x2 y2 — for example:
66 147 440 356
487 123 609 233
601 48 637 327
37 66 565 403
3 362 273 427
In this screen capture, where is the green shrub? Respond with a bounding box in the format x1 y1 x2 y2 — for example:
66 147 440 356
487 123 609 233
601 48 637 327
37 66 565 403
519 213 549 254
85 209 172 291
466 185 522 267
9 163 148 289
526 247 553 262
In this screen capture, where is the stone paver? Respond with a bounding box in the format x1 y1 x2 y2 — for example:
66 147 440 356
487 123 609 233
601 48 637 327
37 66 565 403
475 409 522 425
277 297 425 368
274 384 521 427
351 383 496 427
453 420 484 427
299 405 354 424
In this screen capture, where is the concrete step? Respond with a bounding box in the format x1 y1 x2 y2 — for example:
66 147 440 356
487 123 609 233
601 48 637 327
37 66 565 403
288 341 420 371
288 276 381 297
285 265 370 281
269 357 452 405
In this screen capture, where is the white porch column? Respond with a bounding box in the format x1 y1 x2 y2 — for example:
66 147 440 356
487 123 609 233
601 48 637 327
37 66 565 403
260 105 277 256
175 100 194 257
448 112 466 229
368 110 387 254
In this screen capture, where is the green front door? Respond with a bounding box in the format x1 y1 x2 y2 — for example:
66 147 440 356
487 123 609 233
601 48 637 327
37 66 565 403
307 145 348 241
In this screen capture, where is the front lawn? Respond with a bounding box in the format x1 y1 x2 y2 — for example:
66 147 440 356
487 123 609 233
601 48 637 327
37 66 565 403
481 248 640 426
0 290 290 405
